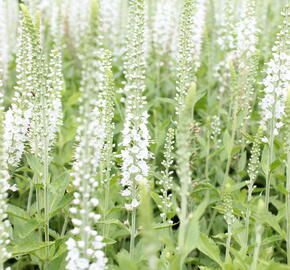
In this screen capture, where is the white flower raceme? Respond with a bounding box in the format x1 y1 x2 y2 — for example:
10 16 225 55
259 8 290 136
66 8 112 266
214 0 236 95
175 0 196 114
120 0 152 211
158 128 174 221
66 106 107 270
99 0 127 56
235 0 259 118
235 0 258 61
28 49 63 159
190 0 207 73
0 0 9 83
4 8 35 167
62 0 91 56
152 0 180 60
0 60 11 270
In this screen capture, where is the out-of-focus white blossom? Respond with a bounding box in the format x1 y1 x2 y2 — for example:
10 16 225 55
190 0 207 73
120 0 152 211
259 8 290 136
0 0 9 83
60 0 91 57
66 10 113 267
0 42 11 269
100 0 128 56
66 106 107 270
152 0 180 60
157 128 174 222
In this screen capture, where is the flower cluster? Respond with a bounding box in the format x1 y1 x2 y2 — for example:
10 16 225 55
190 0 207 73
259 7 290 137
0 0 9 83
214 0 236 95
210 115 222 140
175 0 196 114
246 130 262 194
66 56 108 269
152 0 180 60
99 0 126 55
235 0 259 118
4 6 63 168
158 128 175 221
222 190 236 227
66 107 107 270
28 49 63 161
62 0 91 57
66 6 115 267
120 0 151 211
0 48 11 270
0 119 11 269
4 6 36 167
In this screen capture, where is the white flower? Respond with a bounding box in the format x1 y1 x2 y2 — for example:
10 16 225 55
120 0 152 210
259 9 290 137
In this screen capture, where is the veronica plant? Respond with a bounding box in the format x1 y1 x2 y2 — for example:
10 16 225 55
66 2 114 269
120 0 151 257
0 39 11 270
259 6 290 209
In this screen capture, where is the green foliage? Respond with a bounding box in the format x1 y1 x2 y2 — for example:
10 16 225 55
1 0 290 269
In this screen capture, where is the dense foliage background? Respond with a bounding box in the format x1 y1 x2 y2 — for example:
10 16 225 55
1 0 290 269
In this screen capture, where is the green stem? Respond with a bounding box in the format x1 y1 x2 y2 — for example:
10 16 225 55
103 179 110 237
245 184 254 248
206 209 217 235
223 102 238 188
130 208 136 259
27 182 34 214
286 152 290 265
178 177 189 269
205 129 210 180
251 223 263 270
265 121 275 210
225 224 232 263
61 215 68 237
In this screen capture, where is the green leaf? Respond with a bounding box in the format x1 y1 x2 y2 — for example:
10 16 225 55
238 151 247 172
9 241 54 256
48 173 70 213
50 193 73 218
197 233 223 267
7 204 30 220
25 154 43 176
103 237 117 245
12 217 44 239
116 250 138 270
270 159 282 172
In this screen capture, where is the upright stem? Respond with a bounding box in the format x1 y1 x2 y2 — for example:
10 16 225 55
251 223 263 270
43 136 49 269
265 118 275 210
61 215 68 237
286 152 290 265
27 182 34 214
223 102 238 188
205 129 210 180
225 224 232 262
178 178 188 248
245 188 252 247
130 208 136 259
103 179 110 237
